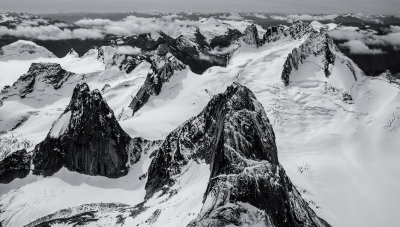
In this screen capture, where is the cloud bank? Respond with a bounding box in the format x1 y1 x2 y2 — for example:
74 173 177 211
0 15 166 40
270 14 338 22
340 40 384 54
0 25 103 40
74 16 163 36
329 27 400 53
116 46 141 55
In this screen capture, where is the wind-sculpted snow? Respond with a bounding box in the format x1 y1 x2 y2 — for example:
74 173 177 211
146 82 329 226
32 83 143 177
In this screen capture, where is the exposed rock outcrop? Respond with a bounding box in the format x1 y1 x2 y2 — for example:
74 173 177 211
129 44 186 115
243 24 260 47
106 54 145 74
0 149 31 184
145 83 329 226
0 63 75 99
32 83 142 178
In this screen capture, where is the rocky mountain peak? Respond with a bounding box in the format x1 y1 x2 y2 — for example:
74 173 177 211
145 82 272 197
281 30 337 86
66 48 79 57
144 82 329 226
28 63 75 90
32 82 142 178
156 43 169 56
0 62 75 99
243 24 260 47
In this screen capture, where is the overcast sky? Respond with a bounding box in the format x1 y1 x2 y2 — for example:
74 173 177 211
1 0 399 15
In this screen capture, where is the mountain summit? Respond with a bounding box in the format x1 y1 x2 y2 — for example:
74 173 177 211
147 83 329 226
33 83 142 177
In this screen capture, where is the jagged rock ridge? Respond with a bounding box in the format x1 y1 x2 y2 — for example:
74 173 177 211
145 82 329 226
32 83 142 178
129 44 186 115
1 63 75 99
263 21 311 44
106 54 146 74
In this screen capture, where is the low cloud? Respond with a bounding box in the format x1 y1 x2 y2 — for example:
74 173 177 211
252 13 268 19
161 14 182 21
116 46 141 55
208 44 239 55
74 18 111 27
219 12 244 21
390 25 400 33
340 40 384 54
0 14 252 41
380 31 400 46
0 15 165 40
270 14 338 22
328 27 400 51
0 24 104 40
74 16 163 36
328 29 366 41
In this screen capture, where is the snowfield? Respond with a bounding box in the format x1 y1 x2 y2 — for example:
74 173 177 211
1 21 400 227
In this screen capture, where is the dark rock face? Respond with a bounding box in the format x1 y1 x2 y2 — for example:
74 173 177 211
243 24 260 47
324 40 335 77
210 29 242 49
33 83 141 178
129 44 186 115
1 63 74 98
281 32 336 86
145 83 275 198
145 83 329 227
0 149 31 184
263 25 287 43
281 47 303 86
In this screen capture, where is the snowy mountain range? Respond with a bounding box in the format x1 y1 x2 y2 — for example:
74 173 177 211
0 12 400 227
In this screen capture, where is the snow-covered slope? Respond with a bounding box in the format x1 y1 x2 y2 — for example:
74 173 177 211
0 17 400 227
